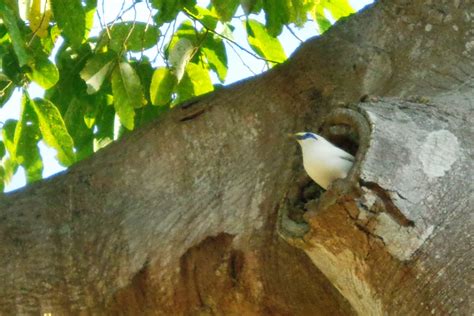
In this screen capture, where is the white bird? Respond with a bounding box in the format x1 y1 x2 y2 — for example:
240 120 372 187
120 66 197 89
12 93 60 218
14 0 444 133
294 132 355 190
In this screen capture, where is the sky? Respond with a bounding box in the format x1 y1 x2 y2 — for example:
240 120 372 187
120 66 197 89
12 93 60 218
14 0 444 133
0 0 374 192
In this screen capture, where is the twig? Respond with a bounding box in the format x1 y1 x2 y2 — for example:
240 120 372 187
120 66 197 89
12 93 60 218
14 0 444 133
156 21 173 62
141 3 155 59
0 80 13 95
164 18 177 64
112 0 126 24
119 14 136 57
228 43 257 75
110 1 138 26
184 11 282 65
96 1 110 39
27 0 51 46
285 25 303 43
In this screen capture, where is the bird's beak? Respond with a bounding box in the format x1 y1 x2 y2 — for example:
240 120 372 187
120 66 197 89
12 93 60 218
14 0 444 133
287 133 297 140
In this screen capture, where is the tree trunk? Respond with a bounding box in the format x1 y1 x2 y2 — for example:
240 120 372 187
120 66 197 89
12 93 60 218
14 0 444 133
1 0 472 315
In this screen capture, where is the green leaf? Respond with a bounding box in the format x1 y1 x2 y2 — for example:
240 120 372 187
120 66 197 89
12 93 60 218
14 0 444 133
169 38 195 82
290 0 315 26
1 47 22 84
245 19 286 65
15 110 43 181
82 94 102 129
115 62 146 109
40 25 61 54
0 79 15 108
240 0 259 15
185 6 219 30
50 0 86 47
176 62 213 103
2 119 17 159
80 51 116 94
63 97 94 161
150 67 177 106
100 22 160 53
0 166 4 192
131 60 154 105
23 0 52 38
0 141 5 158
93 102 115 151
84 0 97 39
221 23 235 40
28 54 59 89
13 94 43 182
313 5 332 33
2 158 19 185
46 43 92 116
2 95 43 182
322 0 354 20
0 23 7 38
202 34 227 82
167 21 198 54
17 123 43 182
0 3 31 66
262 0 290 36
31 98 76 166
152 0 183 25
111 62 146 130
211 0 239 22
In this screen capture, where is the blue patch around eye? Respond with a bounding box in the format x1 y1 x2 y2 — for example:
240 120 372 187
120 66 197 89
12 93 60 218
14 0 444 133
296 133 317 140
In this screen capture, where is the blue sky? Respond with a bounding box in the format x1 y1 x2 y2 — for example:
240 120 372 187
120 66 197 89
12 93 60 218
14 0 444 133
1 0 374 192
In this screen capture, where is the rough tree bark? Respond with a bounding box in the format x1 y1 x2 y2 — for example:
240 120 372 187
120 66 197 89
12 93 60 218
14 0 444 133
1 0 473 315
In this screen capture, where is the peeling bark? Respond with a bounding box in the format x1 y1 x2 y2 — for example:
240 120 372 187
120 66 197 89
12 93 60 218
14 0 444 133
1 0 473 315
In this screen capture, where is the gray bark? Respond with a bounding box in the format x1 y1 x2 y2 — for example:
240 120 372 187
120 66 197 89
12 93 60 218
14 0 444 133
0 0 473 315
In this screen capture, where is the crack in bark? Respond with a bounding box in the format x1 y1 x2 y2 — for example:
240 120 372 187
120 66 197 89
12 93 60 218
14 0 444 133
341 203 357 221
352 211 389 262
180 99 201 109
228 250 244 288
360 180 415 227
354 222 386 247
192 263 206 308
341 202 383 259
179 108 207 122
393 190 411 204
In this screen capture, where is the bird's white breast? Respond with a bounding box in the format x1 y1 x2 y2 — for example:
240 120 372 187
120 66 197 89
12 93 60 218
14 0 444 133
301 142 353 189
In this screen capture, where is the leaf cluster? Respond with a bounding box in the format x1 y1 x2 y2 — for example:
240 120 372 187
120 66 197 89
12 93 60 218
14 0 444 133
0 0 354 190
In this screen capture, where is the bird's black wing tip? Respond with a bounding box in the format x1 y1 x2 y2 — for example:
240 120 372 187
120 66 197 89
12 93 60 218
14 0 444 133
340 155 355 162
